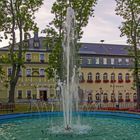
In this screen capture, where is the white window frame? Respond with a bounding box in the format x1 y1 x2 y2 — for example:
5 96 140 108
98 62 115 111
39 68 45 76
103 58 107 65
118 58 122 64
26 53 31 61
87 58 92 64
95 57 99 64
26 68 32 76
40 53 45 62
111 58 114 65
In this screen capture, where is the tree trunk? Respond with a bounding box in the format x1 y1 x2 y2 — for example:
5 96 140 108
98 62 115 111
8 82 16 103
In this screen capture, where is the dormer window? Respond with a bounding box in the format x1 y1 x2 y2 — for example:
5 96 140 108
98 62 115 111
87 58 92 64
34 41 39 48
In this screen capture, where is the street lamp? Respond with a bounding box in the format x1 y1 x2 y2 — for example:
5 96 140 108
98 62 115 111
99 88 103 108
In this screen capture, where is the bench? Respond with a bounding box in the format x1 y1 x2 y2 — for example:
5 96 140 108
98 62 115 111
0 103 15 112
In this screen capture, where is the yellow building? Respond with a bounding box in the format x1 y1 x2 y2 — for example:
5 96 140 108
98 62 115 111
0 35 136 103
0 34 56 101
78 43 136 103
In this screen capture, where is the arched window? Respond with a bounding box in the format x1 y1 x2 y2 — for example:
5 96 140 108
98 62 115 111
133 93 137 102
103 93 108 102
111 93 116 102
125 73 130 83
88 93 93 104
118 73 123 82
111 73 115 82
118 93 123 102
96 93 100 101
87 72 92 81
103 73 108 80
125 93 130 102
79 72 84 82
103 73 108 82
96 73 100 80
95 73 101 83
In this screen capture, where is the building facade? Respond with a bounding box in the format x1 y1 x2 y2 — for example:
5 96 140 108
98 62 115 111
78 43 136 103
0 35 136 103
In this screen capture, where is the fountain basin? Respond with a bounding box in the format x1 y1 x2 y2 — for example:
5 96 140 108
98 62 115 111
0 111 140 140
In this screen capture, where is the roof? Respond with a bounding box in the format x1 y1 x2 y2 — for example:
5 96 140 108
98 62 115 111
0 34 131 56
79 43 130 56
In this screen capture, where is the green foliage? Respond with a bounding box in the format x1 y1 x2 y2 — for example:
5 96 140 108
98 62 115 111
115 0 140 103
45 0 97 79
0 0 43 103
115 0 140 45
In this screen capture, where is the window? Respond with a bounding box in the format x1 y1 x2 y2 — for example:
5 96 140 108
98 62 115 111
8 68 12 76
87 58 92 64
133 93 137 102
96 93 100 101
87 72 92 80
125 93 130 102
125 73 130 82
111 93 116 102
19 69 22 77
118 73 123 82
27 90 31 99
40 53 45 62
18 90 22 99
125 58 129 65
40 69 45 77
80 57 83 64
103 93 108 102
111 58 114 65
87 93 93 104
26 53 31 61
95 57 99 64
26 68 31 77
34 41 39 48
118 93 123 102
79 72 84 82
96 73 100 80
103 73 108 81
118 58 122 65
103 58 107 65
111 73 115 82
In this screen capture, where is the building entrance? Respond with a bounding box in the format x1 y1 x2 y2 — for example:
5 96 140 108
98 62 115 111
39 90 47 101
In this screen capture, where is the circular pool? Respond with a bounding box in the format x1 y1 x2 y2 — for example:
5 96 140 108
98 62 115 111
0 112 140 140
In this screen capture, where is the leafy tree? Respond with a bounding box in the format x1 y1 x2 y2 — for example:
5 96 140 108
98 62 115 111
45 0 97 80
115 0 140 107
0 0 43 103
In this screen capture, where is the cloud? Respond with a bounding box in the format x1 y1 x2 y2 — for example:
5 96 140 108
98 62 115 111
0 0 127 48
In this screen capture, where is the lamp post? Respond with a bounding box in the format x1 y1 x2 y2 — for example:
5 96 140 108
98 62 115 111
99 88 103 108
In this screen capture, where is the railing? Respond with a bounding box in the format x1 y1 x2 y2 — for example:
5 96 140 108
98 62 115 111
0 99 139 115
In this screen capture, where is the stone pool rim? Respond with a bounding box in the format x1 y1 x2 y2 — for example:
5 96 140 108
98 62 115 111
1 111 140 120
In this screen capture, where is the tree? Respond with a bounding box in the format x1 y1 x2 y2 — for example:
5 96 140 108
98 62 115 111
115 0 140 107
45 0 97 80
0 0 43 103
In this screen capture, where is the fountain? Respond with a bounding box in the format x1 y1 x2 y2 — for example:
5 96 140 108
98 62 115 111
1 2 140 140
58 4 79 130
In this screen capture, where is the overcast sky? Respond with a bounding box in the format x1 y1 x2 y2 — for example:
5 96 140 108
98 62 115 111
0 0 127 48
